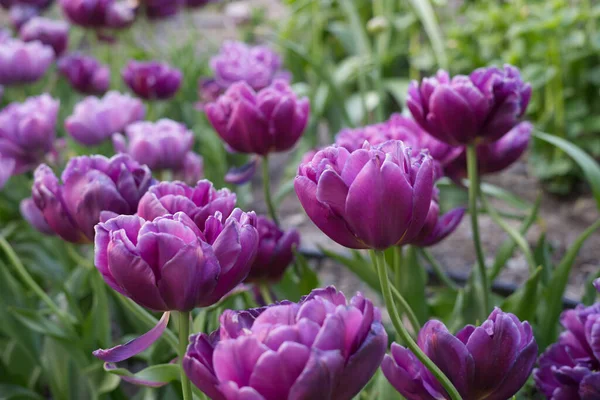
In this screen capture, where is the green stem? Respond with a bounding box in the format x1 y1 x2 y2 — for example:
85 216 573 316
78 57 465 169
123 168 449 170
259 283 275 305
261 156 280 226
178 312 193 400
369 250 461 400
0 237 75 329
389 285 421 336
420 249 460 292
466 144 489 316
393 246 402 291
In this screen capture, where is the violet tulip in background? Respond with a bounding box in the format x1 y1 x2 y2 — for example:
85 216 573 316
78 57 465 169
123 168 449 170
445 121 533 181
138 180 237 231
59 0 135 29
19 17 69 56
245 216 300 283
184 286 387 400
31 154 153 243
206 80 309 156
95 209 258 311
0 39 54 85
383 308 537 400
534 302 600 399
186 0 216 8
122 60 182 100
295 140 434 249
408 65 531 146
20 197 53 234
58 53 110 94
411 188 465 247
0 94 59 174
65 91 145 146
113 119 194 171
0 156 15 189
143 0 183 19
210 40 290 91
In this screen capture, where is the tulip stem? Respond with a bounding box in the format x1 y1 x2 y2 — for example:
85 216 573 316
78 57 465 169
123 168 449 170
370 250 462 400
259 283 275 305
177 311 193 400
261 156 280 226
466 144 490 316
420 249 460 292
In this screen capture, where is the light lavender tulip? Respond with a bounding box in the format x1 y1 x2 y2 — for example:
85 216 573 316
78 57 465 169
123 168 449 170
0 39 54 85
19 17 69 56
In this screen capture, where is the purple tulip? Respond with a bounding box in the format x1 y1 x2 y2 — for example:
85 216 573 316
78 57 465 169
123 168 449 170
113 119 193 171
245 216 300 283
184 286 388 400
65 91 145 146
0 39 54 85
0 0 53 9
534 303 600 399
174 151 204 185
143 0 183 18
31 154 154 243
407 65 531 146
411 188 465 247
383 308 537 400
137 180 237 232
19 17 69 56
20 197 53 234
122 60 182 100
185 0 216 8
0 156 15 189
206 80 309 156
0 94 59 174
295 140 434 250
445 121 533 181
9 4 39 29
95 208 258 311
59 0 135 29
210 41 290 91
57 53 110 94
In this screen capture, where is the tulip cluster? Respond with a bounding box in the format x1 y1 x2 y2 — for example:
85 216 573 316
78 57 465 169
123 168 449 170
534 303 600 399
122 60 182 100
384 308 538 399
1 0 54 29
58 53 110 94
113 119 203 184
0 94 59 174
59 0 135 30
206 80 309 156
31 154 153 243
184 286 387 400
65 91 145 146
0 38 54 85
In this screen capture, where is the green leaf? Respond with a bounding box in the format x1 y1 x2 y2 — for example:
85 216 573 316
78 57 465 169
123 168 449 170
319 248 380 292
0 384 44 400
582 271 600 306
539 219 600 349
104 363 180 387
397 247 429 324
9 307 72 341
407 0 448 68
534 131 600 209
383 78 410 108
501 267 542 322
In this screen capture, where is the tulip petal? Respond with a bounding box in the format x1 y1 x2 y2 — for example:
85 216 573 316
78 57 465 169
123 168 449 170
580 373 600 400
288 349 345 400
382 344 440 400
214 336 268 387
93 312 170 362
487 339 538 400
225 157 259 185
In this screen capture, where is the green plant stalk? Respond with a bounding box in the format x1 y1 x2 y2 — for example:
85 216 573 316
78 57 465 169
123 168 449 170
259 283 275 305
0 237 75 330
262 156 280 226
178 312 193 400
466 145 489 316
389 285 421 337
420 249 460 292
393 246 403 292
372 0 387 121
369 250 461 400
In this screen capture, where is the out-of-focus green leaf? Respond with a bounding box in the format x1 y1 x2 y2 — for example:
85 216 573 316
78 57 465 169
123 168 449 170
0 384 44 400
9 308 72 341
384 79 410 108
319 248 380 292
397 247 429 324
103 363 180 387
501 267 542 322
407 0 447 68
582 271 600 305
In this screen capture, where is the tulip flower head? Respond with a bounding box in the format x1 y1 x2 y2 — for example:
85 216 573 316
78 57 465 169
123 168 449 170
245 216 300 283
184 286 388 400
95 209 258 311
295 140 435 250
383 308 538 400
20 197 53 234
19 17 69 56
0 156 15 189
59 0 135 29
58 53 110 94
122 60 182 100
407 65 531 146
65 91 145 146
411 188 465 247
32 154 153 243
534 303 600 399
0 39 54 85
206 80 310 156
0 94 59 174
210 40 290 91
143 0 183 18
113 119 194 171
